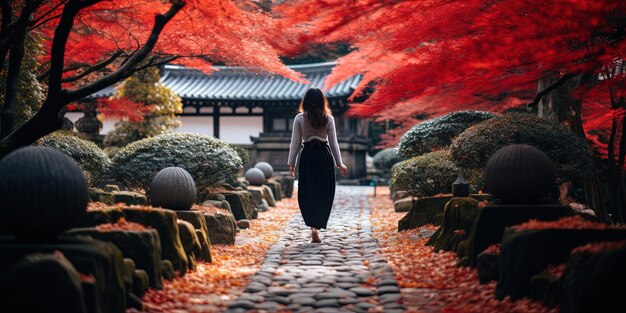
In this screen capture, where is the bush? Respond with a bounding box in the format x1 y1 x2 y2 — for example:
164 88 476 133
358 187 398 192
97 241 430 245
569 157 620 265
112 133 242 193
397 111 496 158
229 144 249 166
373 148 405 173
449 113 593 182
391 150 482 197
35 132 112 186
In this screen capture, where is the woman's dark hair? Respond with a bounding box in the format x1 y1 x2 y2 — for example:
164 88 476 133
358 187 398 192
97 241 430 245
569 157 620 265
298 88 332 129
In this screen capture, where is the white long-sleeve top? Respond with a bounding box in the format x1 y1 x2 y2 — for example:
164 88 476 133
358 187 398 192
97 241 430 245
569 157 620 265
287 113 343 166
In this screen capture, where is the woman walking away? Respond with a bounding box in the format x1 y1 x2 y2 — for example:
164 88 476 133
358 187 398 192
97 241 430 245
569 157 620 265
288 88 348 243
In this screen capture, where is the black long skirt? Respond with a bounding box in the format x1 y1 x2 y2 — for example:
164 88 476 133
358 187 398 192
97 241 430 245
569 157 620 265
297 141 336 229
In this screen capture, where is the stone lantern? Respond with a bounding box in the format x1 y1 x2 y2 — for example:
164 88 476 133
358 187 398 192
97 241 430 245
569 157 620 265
75 101 103 143
452 174 470 197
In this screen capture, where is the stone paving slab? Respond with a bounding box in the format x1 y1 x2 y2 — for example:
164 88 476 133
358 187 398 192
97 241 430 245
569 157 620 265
227 187 404 312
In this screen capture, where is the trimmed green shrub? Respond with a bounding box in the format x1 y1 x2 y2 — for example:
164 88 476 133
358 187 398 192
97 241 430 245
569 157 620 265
35 132 112 186
397 110 496 158
391 150 482 197
229 144 249 166
373 148 405 173
449 113 593 182
113 133 242 193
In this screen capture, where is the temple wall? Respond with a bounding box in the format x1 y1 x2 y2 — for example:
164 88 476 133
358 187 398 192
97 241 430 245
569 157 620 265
65 113 263 144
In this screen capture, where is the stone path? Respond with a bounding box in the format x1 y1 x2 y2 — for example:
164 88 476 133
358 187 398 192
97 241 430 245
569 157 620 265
227 186 404 312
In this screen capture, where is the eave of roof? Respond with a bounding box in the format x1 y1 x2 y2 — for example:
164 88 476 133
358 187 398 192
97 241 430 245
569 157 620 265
86 62 361 103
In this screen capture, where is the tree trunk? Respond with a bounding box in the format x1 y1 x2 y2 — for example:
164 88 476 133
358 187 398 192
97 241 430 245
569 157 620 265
538 74 608 220
537 74 586 137
0 11 29 140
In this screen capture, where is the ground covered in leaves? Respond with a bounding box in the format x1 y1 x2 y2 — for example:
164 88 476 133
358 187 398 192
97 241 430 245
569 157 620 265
133 195 299 312
368 187 556 313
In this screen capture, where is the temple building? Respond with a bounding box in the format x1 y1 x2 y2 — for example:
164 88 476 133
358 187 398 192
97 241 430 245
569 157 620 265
74 62 369 178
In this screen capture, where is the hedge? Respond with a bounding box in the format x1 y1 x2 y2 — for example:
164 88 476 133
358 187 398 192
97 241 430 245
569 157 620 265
35 132 111 186
397 110 496 158
391 150 482 197
449 113 593 182
113 133 242 193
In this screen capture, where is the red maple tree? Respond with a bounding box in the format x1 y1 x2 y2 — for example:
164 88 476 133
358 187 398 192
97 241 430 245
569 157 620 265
279 0 626 221
0 0 301 156
278 0 625 141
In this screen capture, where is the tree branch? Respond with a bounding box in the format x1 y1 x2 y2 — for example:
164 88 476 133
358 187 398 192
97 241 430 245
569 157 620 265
61 50 122 83
0 1 44 71
0 1 13 71
134 55 179 72
527 72 580 107
65 1 185 103
29 0 68 30
46 0 93 101
0 10 30 139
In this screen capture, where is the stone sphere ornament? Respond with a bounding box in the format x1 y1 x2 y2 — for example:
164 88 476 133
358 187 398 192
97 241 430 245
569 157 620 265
254 162 274 179
245 168 266 186
150 167 196 210
0 146 89 239
484 144 556 204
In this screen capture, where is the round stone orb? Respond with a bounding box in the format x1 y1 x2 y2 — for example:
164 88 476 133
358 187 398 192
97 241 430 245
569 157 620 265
484 144 556 204
150 167 196 211
0 146 89 239
254 162 274 179
245 168 266 186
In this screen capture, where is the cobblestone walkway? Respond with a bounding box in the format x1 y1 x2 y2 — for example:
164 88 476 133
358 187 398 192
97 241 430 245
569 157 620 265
227 186 404 312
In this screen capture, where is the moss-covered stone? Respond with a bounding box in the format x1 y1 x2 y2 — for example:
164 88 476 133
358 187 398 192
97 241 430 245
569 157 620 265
79 208 125 227
64 227 163 289
121 207 188 276
561 243 626 312
89 188 115 205
400 194 492 231
279 175 295 198
392 190 411 202
195 229 212 263
199 193 226 202
468 203 571 267
529 272 560 308
132 269 149 297
477 251 500 284
496 228 626 300
398 196 453 231
248 186 269 212
177 220 199 271
0 253 87 313
248 188 264 206
161 260 174 281
122 257 135 291
176 210 212 262
0 236 126 313
203 200 232 214
264 180 282 201
203 210 237 245
120 258 142 310
217 191 256 221
104 185 121 192
262 185 276 207
112 191 148 205
394 197 415 213
426 197 480 254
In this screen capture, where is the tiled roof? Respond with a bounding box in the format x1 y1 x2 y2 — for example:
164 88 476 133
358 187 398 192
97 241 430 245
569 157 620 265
87 62 361 103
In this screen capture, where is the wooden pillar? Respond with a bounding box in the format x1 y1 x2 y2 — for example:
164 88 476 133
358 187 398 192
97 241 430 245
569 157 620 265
213 104 220 138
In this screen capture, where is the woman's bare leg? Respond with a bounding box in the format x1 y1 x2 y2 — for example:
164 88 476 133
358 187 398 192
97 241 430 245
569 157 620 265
311 227 321 243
